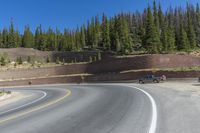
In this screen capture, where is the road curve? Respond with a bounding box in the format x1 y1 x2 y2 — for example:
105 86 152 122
0 84 155 133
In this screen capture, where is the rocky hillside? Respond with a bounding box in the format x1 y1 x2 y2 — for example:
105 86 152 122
0 48 102 62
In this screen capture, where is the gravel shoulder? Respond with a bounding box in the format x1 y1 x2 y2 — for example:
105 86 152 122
0 92 25 107
133 80 200 133
156 80 200 96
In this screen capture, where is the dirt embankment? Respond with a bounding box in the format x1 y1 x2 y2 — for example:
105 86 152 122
0 52 200 86
87 54 200 73
0 48 107 62
0 54 200 80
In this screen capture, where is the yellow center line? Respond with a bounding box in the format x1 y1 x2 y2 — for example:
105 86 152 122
0 89 72 124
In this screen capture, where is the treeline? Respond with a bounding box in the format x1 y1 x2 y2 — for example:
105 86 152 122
0 1 200 54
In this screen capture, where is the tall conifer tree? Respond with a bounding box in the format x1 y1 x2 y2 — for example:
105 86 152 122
144 5 160 54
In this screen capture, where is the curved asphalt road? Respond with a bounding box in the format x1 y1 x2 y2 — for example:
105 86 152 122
0 84 154 133
0 83 199 133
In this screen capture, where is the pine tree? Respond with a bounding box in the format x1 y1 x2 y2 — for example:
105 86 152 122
187 6 196 49
166 10 176 52
89 16 100 49
109 17 116 51
121 16 133 54
158 3 164 29
35 25 47 51
35 25 43 50
8 21 17 48
179 24 190 51
95 16 101 47
15 30 22 47
86 21 92 48
102 14 111 50
34 27 39 49
54 28 61 51
115 32 121 53
130 14 142 51
75 28 81 51
138 20 146 51
60 29 67 51
161 20 168 52
153 1 160 30
153 1 162 52
196 3 200 47
0 1 198 54
115 14 133 54
46 27 57 51
80 25 86 49
174 7 182 49
161 20 176 53
158 3 166 51
2 28 9 48
22 26 34 48
144 5 161 54
91 17 96 48
167 28 176 52
0 32 3 48
70 31 76 51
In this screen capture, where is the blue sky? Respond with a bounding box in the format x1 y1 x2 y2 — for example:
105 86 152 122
0 0 199 33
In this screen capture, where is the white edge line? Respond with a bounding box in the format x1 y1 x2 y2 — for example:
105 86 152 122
0 91 47 115
127 85 157 133
76 83 158 133
0 83 157 133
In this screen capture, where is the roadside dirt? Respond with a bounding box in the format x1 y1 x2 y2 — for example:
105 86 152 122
154 80 200 97
0 92 25 107
137 80 200 133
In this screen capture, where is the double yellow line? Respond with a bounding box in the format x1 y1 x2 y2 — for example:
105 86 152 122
0 89 72 124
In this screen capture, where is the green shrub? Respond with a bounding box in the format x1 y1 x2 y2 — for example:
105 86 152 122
7 91 11 94
16 57 23 65
56 57 60 64
0 56 6 66
89 56 93 63
31 63 34 67
97 51 102 60
7 58 11 64
27 56 31 63
14 63 17 68
62 59 65 65
46 56 50 63
94 57 97 62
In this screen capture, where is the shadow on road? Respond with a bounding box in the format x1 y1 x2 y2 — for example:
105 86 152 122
192 83 200 86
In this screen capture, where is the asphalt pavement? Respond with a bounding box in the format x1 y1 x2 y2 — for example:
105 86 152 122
0 83 199 133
